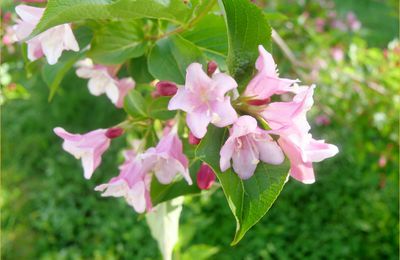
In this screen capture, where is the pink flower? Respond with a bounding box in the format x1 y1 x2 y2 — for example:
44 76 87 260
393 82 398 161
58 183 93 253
197 163 216 190
261 85 314 136
278 135 338 184
115 78 135 108
76 59 135 108
260 87 339 183
168 63 238 138
95 150 152 213
220 115 285 179
331 47 344 62
346 12 361 31
244 45 298 101
142 131 192 185
53 127 111 179
14 5 79 65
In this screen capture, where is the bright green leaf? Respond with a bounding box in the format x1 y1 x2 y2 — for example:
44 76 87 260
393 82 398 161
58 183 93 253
124 89 148 118
148 35 206 84
180 13 228 70
196 126 290 245
220 0 272 85
32 0 205 37
88 20 146 64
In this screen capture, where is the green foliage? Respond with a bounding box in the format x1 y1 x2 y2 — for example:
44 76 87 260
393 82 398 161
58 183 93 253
1 0 399 259
180 13 228 69
124 89 148 119
220 0 272 86
32 0 202 36
196 126 290 244
148 35 206 84
88 20 146 64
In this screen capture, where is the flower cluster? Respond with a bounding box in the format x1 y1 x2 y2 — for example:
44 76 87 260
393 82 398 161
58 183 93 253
13 4 338 214
168 46 338 183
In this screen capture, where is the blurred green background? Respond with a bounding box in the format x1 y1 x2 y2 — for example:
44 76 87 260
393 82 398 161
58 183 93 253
1 0 399 259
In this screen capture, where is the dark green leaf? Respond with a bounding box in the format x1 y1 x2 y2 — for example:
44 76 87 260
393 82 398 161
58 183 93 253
88 20 146 64
124 89 148 118
148 35 206 84
196 126 289 245
220 0 272 85
151 160 202 206
128 56 155 84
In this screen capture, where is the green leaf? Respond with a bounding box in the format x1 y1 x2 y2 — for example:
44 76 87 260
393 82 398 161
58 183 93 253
148 35 206 84
123 89 148 118
88 20 146 64
128 56 154 84
151 160 201 206
196 126 289 245
219 0 272 85
31 0 204 37
180 13 228 70
147 96 176 120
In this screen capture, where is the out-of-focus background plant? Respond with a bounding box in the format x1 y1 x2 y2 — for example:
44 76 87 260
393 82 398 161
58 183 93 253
1 0 399 259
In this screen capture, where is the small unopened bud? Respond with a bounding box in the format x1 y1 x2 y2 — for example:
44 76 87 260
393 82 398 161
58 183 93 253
197 163 216 190
247 98 271 106
188 131 201 145
105 128 124 139
207 60 218 76
156 81 178 96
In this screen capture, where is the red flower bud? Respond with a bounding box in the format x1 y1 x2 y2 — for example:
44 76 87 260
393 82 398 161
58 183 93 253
247 98 271 106
156 81 178 96
188 131 201 145
105 128 124 139
197 163 216 190
207 60 218 76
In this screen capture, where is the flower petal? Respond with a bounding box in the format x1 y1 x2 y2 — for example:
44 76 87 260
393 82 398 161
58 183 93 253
210 97 238 128
186 109 211 138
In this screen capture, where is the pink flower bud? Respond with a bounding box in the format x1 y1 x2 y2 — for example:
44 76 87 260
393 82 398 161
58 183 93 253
247 98 271 106
105 128 124 139
188 131 201 145
197 163 216 190
207 60 218 76
156 81 178 96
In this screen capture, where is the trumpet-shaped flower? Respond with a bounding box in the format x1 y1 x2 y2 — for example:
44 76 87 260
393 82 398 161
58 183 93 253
95 150 152 213
76 59 135 108
261 86 338 183
278 134 339 184
220 116 284 179
14 5 79 65
53 127 111 179
168 63 238 138
244 45 298 101
142 131 192 185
